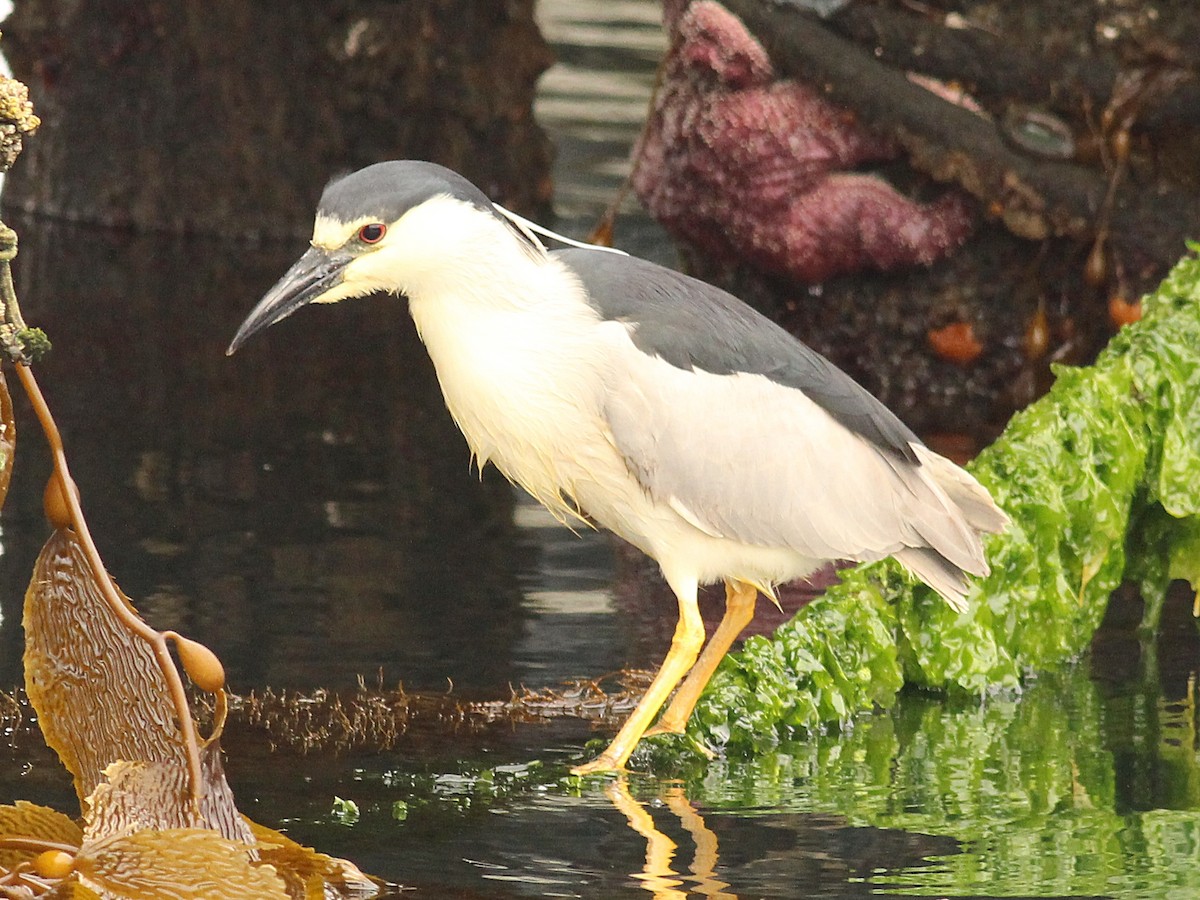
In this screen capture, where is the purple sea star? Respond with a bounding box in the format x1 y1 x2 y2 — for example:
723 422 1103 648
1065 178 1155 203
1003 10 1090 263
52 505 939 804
632 0 975 283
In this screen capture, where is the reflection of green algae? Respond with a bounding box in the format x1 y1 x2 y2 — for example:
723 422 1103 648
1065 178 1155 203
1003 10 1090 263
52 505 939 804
365 663 1197 898
683 665 1200 899
691 250 1200 752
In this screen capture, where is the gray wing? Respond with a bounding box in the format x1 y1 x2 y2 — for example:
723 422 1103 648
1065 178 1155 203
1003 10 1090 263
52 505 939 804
557 248 1004 599
556 247 921 462
601 345 983 566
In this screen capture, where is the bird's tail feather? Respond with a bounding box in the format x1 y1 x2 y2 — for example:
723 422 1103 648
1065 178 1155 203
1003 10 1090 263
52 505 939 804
893 546 972 612
891 444 1009 611
912 444 1010 535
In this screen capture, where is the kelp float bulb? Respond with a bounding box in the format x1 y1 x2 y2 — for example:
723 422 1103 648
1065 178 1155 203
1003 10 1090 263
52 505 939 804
43 472 79 529
169 633 226 693
33 850 75 879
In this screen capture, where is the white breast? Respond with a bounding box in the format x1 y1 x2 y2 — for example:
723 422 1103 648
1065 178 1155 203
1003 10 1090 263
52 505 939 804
405 258 622 523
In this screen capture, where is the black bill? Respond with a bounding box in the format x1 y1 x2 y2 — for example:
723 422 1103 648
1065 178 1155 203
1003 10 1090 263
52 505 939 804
227 246 355 355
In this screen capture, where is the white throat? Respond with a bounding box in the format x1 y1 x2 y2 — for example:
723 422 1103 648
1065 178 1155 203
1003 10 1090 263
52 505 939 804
398 209 611 522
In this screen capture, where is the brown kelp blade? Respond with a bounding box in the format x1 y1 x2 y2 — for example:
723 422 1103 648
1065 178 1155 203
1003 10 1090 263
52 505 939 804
0 801 82 871
0 760 377 899
23 529 251 844
248 820 381 899
68 762 293 899
72 830 290 900
80 754 246 849
20 533 380 896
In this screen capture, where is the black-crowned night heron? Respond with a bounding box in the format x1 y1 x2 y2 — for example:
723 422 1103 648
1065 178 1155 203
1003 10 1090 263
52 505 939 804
228 160 1007 774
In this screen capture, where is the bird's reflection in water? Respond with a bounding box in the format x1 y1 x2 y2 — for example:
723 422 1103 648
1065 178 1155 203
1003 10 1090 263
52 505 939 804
606 777 737 899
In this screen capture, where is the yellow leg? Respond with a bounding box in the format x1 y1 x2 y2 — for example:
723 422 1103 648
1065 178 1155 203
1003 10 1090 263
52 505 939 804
572 577 705 775
644 580 757 737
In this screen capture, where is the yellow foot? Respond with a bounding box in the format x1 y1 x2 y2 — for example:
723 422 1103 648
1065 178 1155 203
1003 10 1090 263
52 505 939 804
632 724 720 761
571 754 626 776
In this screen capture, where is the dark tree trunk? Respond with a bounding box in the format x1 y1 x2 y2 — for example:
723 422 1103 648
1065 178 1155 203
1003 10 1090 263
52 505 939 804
1 0 555 237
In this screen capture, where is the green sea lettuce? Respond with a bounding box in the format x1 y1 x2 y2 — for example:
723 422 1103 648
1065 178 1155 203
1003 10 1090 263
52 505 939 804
690 250 1200 751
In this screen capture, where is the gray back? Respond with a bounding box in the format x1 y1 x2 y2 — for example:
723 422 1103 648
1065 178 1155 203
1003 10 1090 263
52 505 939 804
556 247 920 461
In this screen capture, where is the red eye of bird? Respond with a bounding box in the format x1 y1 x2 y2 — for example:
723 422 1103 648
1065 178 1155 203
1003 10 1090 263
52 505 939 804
358 223 386 244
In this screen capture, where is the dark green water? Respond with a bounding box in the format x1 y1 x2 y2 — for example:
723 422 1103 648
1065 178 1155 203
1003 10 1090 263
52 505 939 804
0 1 1197 897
